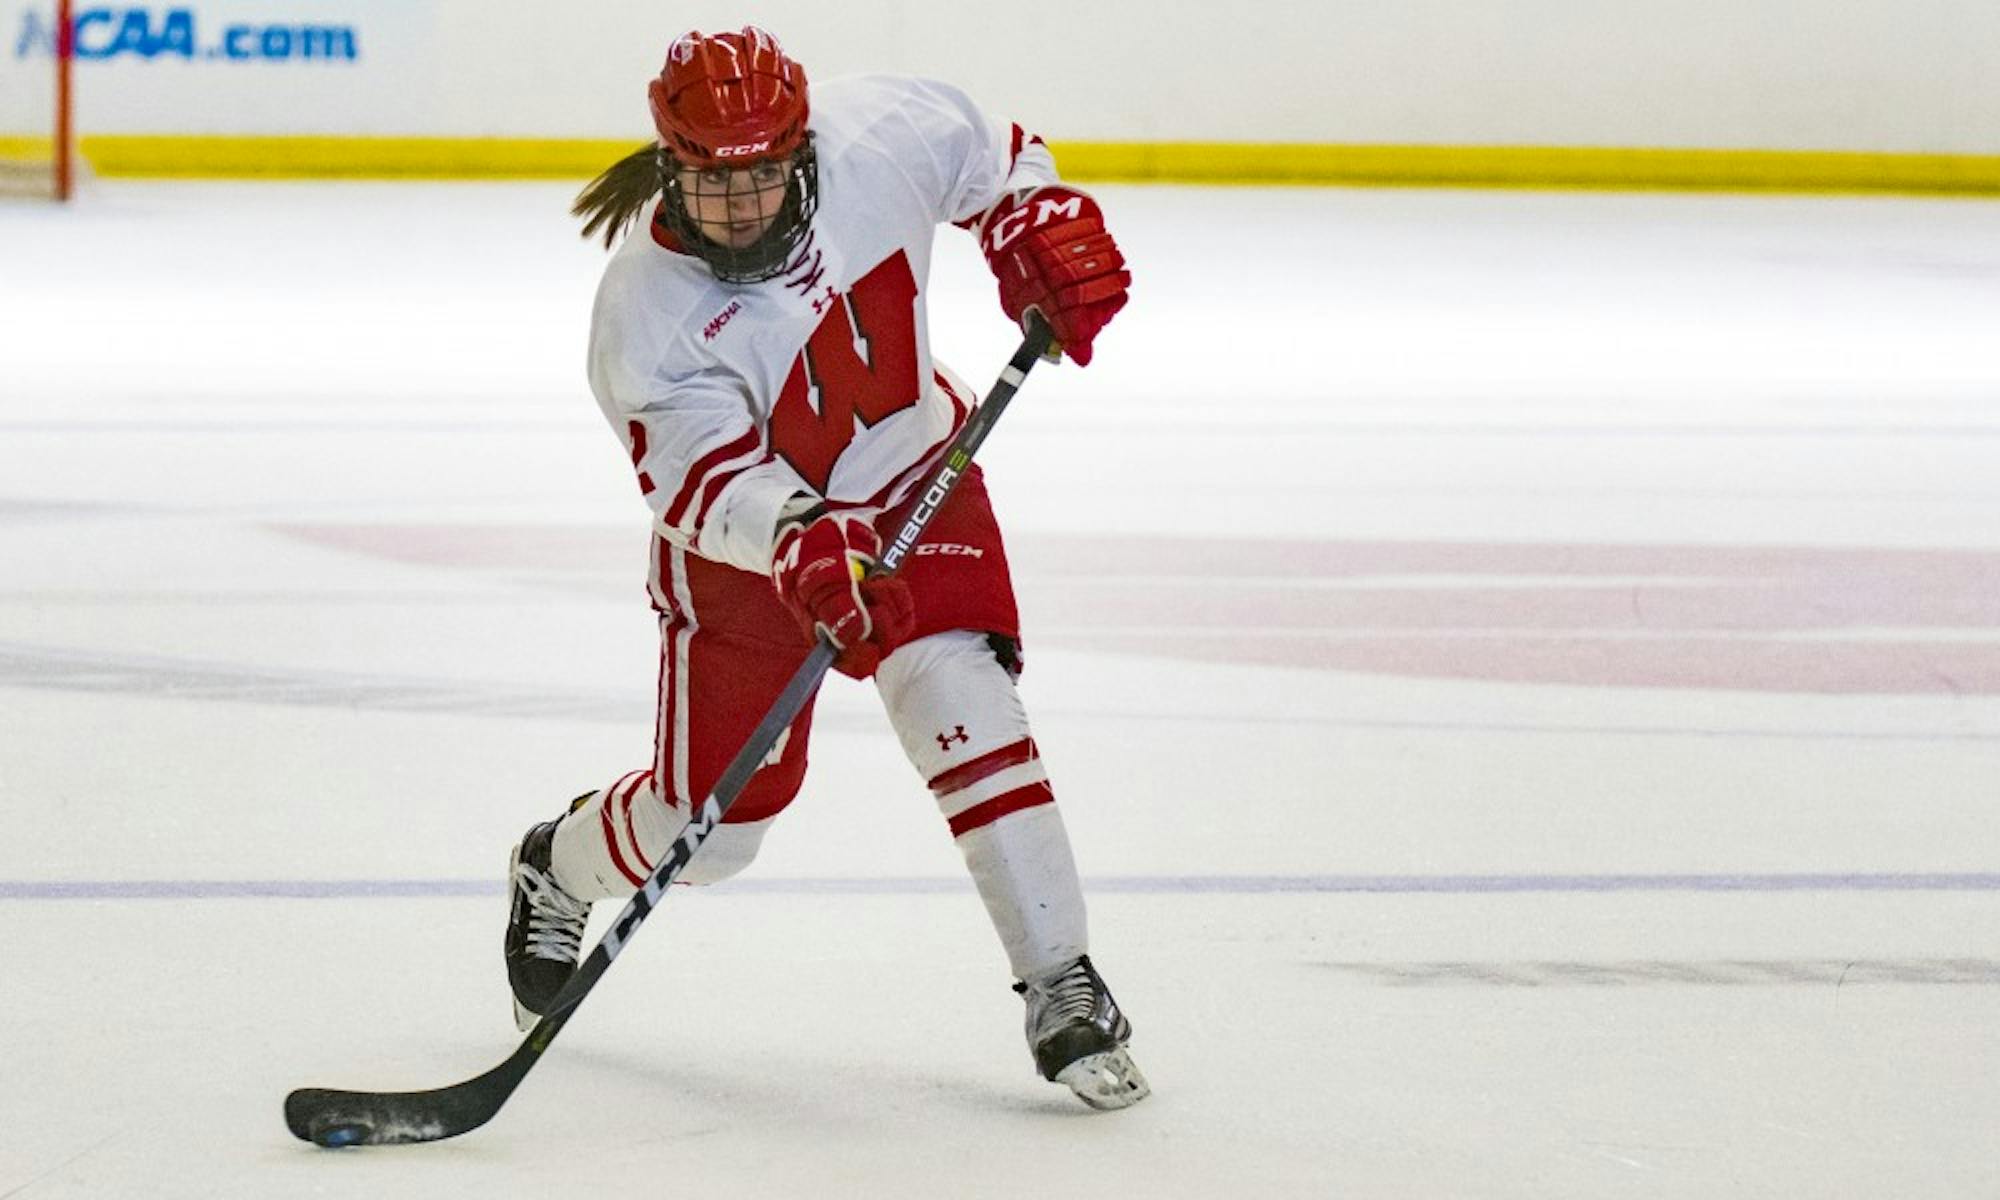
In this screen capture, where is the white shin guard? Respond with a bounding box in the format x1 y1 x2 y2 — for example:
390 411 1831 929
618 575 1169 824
876 631 1089 980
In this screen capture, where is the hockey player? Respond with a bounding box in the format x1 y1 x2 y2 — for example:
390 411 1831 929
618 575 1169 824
502 26 1145 1110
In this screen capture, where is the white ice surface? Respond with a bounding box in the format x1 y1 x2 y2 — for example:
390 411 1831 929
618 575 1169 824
2 180 1999 1197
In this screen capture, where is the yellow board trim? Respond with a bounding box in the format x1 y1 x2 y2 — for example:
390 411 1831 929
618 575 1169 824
0 135 59 159
55 135 2000 196
77 135 639 179
1061 143 2000 195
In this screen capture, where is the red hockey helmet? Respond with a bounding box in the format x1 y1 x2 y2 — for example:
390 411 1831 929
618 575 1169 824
649 26 810 167
648 27 818 282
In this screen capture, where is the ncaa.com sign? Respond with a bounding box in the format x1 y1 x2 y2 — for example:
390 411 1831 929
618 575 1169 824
11 5 359 61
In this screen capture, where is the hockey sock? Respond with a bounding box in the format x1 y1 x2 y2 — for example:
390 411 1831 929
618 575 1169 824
876 631 1089 978
548 771 775 899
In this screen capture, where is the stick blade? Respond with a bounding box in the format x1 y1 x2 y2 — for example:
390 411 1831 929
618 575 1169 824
283 1085 486 1146
285 1051 528 1147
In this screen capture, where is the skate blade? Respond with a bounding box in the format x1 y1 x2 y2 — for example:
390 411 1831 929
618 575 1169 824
1055 1047 1151 1110
512 997 538 1033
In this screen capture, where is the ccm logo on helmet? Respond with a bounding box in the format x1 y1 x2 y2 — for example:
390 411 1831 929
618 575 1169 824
985 193 1084 253
716 141 774 158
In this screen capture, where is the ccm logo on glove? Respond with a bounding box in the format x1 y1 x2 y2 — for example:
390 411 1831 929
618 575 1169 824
983 192 1087 253
980 186 1130 367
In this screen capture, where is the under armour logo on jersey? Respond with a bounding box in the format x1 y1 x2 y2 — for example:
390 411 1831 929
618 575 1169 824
936 725 969 751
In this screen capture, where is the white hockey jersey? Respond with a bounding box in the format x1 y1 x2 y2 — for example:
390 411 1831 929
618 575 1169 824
586 74 1060 582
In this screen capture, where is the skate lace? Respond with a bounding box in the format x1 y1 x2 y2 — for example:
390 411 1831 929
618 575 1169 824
516 864 588 962
1039 960 1099 1028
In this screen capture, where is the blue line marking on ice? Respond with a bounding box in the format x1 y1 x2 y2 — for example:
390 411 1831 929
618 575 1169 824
1 873 1996 900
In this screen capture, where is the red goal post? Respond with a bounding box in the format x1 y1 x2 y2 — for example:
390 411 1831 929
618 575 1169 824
0 0 75 200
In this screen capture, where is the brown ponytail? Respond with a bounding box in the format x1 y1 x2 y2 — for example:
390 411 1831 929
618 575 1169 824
572 144 666 249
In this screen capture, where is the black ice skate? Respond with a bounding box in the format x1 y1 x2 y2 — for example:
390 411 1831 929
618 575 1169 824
504 819 590 1031
1014 955 1150 1110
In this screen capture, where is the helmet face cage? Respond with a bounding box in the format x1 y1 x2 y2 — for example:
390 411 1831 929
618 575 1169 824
656 133 818 284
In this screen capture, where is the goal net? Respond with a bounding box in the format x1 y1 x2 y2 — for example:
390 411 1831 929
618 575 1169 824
0 0 75 199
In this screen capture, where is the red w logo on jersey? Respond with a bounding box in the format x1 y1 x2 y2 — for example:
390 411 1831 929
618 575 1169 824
770 252 923 493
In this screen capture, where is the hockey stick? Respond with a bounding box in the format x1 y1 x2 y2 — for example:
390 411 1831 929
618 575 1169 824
283 316 1056 1148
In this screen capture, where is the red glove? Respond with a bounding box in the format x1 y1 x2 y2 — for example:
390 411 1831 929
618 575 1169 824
771 511 915 679
979 186 1130 366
